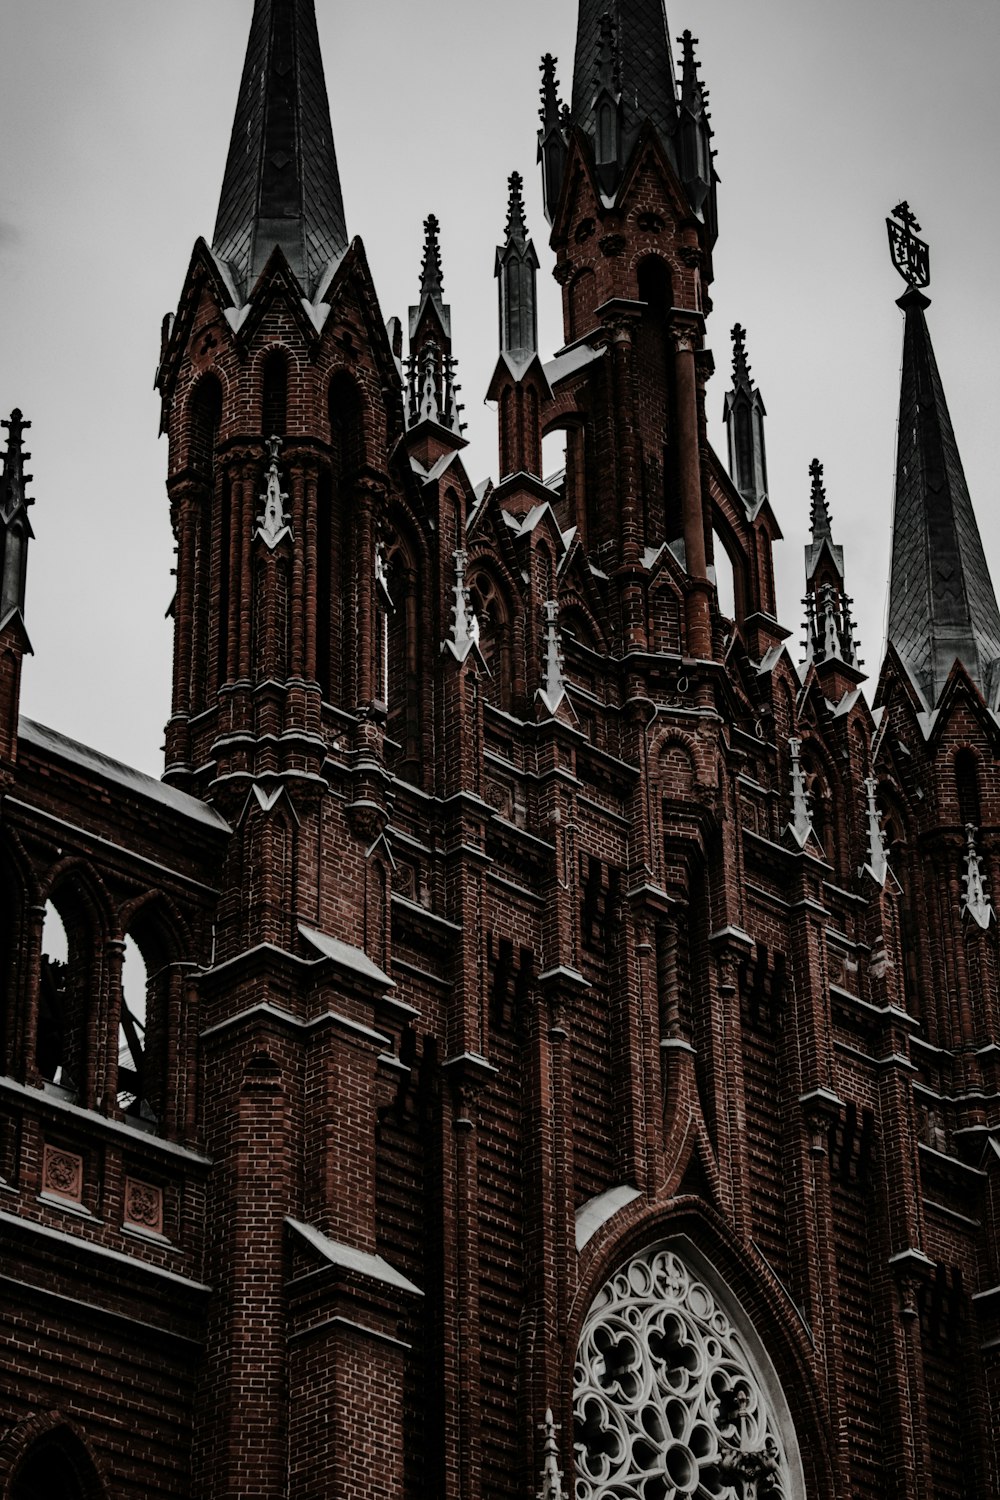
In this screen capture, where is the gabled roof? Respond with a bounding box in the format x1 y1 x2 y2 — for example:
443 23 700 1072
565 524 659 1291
212 0 348 300
887 288 1000 710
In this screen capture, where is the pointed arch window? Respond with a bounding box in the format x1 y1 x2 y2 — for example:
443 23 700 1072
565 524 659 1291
574 1240 805 1499
189 375 222 481
262 350 288 439
955 748 981 830
318 374 365 702
385 541 422 781
468 568 512 711
37 896 84 1098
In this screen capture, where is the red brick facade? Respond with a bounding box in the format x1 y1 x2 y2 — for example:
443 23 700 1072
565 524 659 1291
1 3 998 1497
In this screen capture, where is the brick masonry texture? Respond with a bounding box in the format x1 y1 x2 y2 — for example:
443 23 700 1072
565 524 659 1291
1 3 1000 1498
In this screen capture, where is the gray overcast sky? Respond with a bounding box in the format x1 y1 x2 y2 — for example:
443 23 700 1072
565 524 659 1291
1 0 998 775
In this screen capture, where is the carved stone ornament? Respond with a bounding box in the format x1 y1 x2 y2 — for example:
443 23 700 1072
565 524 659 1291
124 1176 164 1235
574 1243 803 1499
42 1144 84 1203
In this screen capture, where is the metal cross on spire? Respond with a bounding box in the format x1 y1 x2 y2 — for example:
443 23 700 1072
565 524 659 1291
887 201 930 290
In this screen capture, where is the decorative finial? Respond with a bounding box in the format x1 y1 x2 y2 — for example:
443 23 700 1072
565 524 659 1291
505 172 528 244
787 737 815 849
861 776 889 887
887 201 930 290
256 436 292 549
1 409 33 522
962 824 994 929
596 13 619 93
730 325 751 389
419 214 445 303
537 1409 565 1500
443 549 480 663
539 54 563 128
537 600 571 717
809 458 832 543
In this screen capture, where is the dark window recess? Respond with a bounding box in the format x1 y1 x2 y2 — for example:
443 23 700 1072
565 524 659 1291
581 855 620 952
262 351 288 438
489 935 535 1031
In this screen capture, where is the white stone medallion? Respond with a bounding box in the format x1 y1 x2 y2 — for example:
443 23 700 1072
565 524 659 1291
573 1241 804 1499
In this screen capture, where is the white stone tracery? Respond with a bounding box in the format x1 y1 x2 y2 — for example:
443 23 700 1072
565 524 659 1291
573 1243 802 1500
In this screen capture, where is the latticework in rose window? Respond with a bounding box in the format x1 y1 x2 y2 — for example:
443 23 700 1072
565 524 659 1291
573 1243 801 1499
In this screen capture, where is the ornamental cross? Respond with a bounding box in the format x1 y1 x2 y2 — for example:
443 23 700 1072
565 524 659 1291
886 201 930 289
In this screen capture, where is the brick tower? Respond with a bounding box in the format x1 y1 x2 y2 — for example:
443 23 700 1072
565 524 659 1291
2 4 1000 1499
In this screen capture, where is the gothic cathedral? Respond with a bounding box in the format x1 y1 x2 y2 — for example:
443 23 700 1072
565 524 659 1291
1 2 999 1497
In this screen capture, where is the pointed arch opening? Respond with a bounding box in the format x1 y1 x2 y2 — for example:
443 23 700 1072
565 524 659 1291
955 747 981 830
318 373 365 703
636 256 679 549
37 897 78 1096
574 1238 806 1499
261 350 289 439
384 532 423 783
468 565 513 712
7 1420 107 1500
189 375 222 481
0 842 27 1078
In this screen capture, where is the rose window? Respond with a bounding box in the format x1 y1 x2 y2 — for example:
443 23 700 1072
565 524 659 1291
574 1244 800 1500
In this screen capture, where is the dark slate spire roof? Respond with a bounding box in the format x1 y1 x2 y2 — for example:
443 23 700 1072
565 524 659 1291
887 287 1000 709
570 0 679 170
212 0 348 300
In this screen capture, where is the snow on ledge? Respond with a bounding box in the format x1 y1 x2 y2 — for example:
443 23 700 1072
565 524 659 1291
575 1184 641 1252
19 717 230 832
287 1217 422 1295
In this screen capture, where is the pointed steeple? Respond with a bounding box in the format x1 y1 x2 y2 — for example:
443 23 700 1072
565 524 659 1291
496 173 540 369
676 31 714 222
537 54 570 224
570 0 679 188
406 217 465 444
885 205 1000 708
802 460 861 677
723 325 768 514
212 0 348 301
0 409 34 622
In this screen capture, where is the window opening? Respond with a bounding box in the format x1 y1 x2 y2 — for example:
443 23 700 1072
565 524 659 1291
38 901 69 1089
118 934 154 1124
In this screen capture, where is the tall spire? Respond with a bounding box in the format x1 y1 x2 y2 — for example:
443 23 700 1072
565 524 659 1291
885 205 1000 709
570 0 679 190
802 460 861 676
406 217 465 443
212 0 348 301
496 173 540 369
0 409 34 623
676 31 714 219
723 325 768 514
